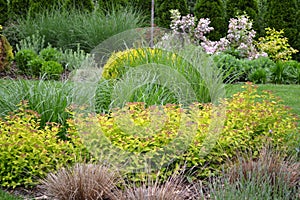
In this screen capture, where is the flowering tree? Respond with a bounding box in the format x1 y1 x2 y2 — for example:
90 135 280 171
168 10 266 59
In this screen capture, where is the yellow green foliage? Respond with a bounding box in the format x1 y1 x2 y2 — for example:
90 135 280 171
102 48 177 79
0 102 87 188
256 27 298 61
0 29 14 71
81 83 298 180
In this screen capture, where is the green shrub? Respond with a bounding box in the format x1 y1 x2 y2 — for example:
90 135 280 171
212 53 245 82
0 102 87 188
27 56 44 76
28 0 62 17
41 60 63 80
58 45 90 71
0 32 14 72
0 0 8 25
14 49 38 73
84 83 299 181
271 60 300 84
284 60 300 84
39 47 62 62
270 61 289 84
8 0 30 19
245 56 275 83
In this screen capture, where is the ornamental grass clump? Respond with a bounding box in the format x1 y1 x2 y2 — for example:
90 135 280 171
123 174 197 200
202 147 300 199
40 163 123 200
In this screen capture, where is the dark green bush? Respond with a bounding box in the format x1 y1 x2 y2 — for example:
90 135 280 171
28 0 62 17
14 49 38 73
274 60 300 84
155 0 189 28
245 56 275 83
41 61 63 80
0 0 8 25
212 53 245 82
8 0 30 19
27 56 44 76
225 0 258 31
271 61 290 84
39 47 62 62
265 0 300 61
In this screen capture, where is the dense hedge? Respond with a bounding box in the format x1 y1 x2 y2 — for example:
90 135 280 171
0 0 8 25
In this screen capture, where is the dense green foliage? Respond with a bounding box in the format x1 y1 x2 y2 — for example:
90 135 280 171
155 0 189 28
0 102 87 188
14 49 38 74
41 61 63 80
212 53 300 84
3 6 146 52
194 0 227 40
0 0 8 25
86 83 299 180
8 0 30 19
265 0 300 61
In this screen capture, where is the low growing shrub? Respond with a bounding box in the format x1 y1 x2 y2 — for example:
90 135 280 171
27 56 44 76
14 49 38 73
77 83 299 181
0 102 87 188
39 47 62 62
41 60 63 80
256 27 299 62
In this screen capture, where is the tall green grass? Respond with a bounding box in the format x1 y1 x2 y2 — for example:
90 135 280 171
3 6 147 52
0 79 73 128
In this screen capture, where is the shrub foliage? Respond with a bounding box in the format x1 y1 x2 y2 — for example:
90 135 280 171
0 102 87 188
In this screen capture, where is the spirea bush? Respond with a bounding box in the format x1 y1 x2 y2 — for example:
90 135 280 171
78 83 299 180
0 102 87 188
